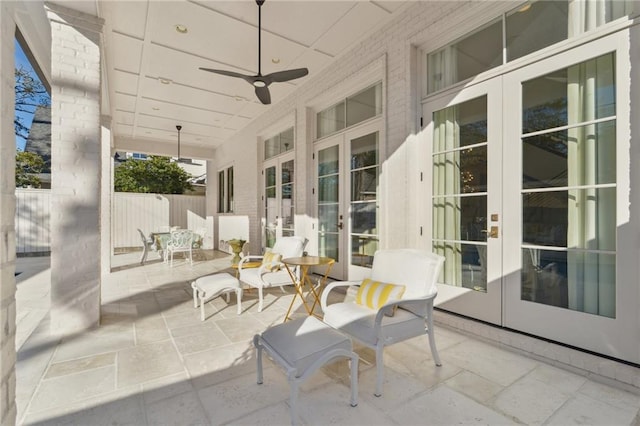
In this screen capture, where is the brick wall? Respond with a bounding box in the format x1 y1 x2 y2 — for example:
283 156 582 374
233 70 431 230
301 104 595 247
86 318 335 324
211 2 465 255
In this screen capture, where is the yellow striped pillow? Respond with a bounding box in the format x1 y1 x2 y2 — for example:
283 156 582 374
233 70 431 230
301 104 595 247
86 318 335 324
355 279 406 313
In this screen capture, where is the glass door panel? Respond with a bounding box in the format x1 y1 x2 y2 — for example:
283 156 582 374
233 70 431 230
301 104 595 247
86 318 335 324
281 160 295 237
423 78 503 324
317 144 342 268
502 33 637 363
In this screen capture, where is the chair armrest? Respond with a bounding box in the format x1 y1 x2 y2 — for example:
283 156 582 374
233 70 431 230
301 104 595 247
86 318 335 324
320 281 361 312
372 294 437 336
238 255 263 269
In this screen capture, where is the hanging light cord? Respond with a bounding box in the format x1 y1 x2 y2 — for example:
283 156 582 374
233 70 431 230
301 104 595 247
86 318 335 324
176 125 182 159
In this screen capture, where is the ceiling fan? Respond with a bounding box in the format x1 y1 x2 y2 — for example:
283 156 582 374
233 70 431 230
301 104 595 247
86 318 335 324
200 0 309 105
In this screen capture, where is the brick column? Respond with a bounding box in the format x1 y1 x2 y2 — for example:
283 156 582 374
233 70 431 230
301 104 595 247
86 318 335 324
0 3 17 425
46 3 104 333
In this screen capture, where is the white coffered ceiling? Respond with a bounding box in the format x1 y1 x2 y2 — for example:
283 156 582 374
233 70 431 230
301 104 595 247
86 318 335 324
50 0 409 158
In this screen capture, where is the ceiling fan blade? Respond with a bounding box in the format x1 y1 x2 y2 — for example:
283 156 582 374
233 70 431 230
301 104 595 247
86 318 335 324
255 86 271 105
199 68 252 82
264 68 309 84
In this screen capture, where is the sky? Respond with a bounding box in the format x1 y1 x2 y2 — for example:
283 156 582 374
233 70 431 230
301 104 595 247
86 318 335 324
15 39 49 151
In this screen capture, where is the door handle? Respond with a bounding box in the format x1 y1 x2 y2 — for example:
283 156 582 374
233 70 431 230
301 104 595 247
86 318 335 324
337 222 343 230
484 226 498 238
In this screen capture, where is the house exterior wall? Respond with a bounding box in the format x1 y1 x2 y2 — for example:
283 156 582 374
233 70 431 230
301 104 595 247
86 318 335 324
210 0 640 374
212 1 467 255
0 3 18 424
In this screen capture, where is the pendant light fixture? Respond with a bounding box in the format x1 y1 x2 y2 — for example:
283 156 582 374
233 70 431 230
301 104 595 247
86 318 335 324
176 124 182 161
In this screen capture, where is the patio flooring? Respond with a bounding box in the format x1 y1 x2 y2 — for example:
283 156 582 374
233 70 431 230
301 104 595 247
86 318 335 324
15 251 640 425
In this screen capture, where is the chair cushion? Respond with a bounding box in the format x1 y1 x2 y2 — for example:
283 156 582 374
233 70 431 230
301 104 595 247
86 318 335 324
323 302 425 346
261 250 282 272
239 267 292 288
355 279 405 315
259 316 351 378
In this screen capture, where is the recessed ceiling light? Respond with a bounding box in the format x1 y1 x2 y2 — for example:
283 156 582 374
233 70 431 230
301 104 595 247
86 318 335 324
175 24 188 34
271 58 280 64
159 77 172 84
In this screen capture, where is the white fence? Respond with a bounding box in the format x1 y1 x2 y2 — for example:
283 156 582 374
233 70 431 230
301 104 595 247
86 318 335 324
15 189 211 254
16 189 51 254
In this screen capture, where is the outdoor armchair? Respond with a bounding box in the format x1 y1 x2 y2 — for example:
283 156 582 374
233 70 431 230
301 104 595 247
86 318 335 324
238 236 308 312
165 229 194 267
320 248 445 396
137 228 155 265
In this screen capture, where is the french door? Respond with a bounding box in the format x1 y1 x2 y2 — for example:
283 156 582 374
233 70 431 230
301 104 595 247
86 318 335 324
421 78 503 325
263 153 295 249
422 32 637 363
315 120 381 280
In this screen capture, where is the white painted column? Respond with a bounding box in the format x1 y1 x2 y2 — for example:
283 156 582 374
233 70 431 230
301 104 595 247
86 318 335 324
46 3 104 333
0 3 18 424
100 116 112 278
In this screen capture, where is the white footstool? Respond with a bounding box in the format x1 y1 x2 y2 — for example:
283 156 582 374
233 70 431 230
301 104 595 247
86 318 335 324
191 272 242 320
253 316 358 426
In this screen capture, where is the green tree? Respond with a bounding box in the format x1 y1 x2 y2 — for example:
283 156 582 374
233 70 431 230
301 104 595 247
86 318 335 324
15 65 50 140
114 156 193 194
16 151 44 188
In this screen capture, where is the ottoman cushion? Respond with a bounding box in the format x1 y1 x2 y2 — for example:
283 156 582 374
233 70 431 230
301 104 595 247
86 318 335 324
260 316 351 378
194 272 239 298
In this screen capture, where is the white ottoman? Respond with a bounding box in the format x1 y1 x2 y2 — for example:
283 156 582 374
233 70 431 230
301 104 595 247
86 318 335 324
191 272 242 320
253 316 358 426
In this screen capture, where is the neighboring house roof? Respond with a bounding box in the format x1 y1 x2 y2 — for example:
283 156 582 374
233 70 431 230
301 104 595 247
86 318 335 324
23 105 51 174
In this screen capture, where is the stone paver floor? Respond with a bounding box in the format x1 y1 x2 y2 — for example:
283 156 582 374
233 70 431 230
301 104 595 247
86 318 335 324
15 251 640 425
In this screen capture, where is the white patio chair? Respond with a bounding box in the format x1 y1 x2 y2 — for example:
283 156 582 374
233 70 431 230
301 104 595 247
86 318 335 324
165 229 194 267
137 228 155 265
238 236 308 312
321 249 445 397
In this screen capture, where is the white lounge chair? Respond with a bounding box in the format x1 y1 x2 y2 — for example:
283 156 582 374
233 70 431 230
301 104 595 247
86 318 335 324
321 248 445 396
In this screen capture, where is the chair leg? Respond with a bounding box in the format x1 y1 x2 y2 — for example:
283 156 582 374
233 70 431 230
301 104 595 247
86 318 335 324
236 288 243 315
349 354 359 407
375 343 384 397
254 336 264 385
289 380 299 426
139 245 148 264
426 308 442 366
191 282 198 308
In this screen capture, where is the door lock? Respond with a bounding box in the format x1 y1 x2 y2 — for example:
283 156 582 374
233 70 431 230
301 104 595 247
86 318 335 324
481 226 499 238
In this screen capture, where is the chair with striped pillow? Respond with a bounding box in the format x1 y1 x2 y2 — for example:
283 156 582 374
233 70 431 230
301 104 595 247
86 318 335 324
320 249 445 397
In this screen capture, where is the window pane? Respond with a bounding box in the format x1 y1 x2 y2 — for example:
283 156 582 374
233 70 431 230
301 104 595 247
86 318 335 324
281 183 294 229
280 127 294 153
351 133 378 169
433 96 487 152
522 122 616 189
433 147 487 195
522 188 615 250
433 241 487 291
428 21 502 93
318 176 338 203
318 204 338 233
351 202 377 234
506 1 568 61
523 53 615 133
317 101 345 138
265 166 276 187
433 195 487 242
318 145 339 175
282 160 294 184
351 168 377 201
218 170 224 212
346 83 382 127
521 248 615 317
351 236 377 267
319 233 338 260
227 167 234 212
265 135 279 160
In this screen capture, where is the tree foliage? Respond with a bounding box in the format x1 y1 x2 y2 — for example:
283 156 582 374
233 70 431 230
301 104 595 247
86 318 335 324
114 156 193 194
15 65 50 140
16 151 44 188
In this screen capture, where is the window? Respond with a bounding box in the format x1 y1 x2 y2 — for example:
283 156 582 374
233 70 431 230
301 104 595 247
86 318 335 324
218 166 234 213
520 53 616 317
427 0 632 94
317 82 382 139
264 127 294 160
131 152 147 160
